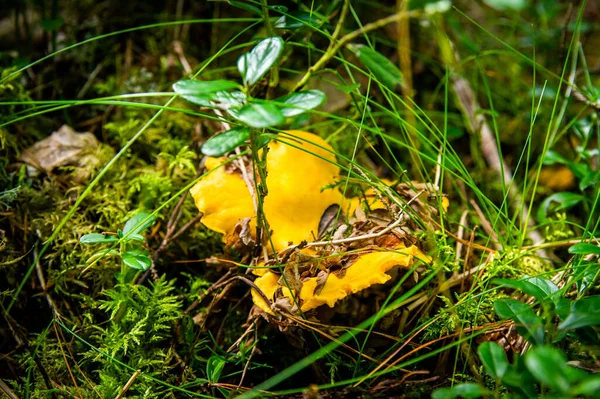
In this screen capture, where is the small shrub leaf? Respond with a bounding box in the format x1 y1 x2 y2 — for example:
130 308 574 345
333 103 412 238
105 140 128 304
494 299 545 345
558 296 600 330
493 277 559 305
482 0 527 11
228 102 284 128
524 346 571 394
537 192 585 224
207 355 226 383
431 383 486 399
201 127 250 157
80 233 118 244
237 37 284 86
477 341 509 378
274 90 326 117
173 80 240 105
123 212 156 237
568 243 600 255
122 250 151 271
350 44 402 90
274 11 320 29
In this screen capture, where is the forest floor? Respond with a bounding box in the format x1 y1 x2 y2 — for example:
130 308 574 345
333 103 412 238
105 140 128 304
1 1 600 398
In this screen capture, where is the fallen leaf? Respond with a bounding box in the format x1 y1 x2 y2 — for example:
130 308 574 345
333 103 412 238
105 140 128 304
19 125 99 177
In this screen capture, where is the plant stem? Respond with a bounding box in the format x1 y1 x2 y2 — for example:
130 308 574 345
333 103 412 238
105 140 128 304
261 0 278 99
250 129 270 252
293 6 420 92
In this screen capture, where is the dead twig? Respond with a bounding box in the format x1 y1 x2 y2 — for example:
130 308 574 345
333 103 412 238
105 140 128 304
114 370 140 399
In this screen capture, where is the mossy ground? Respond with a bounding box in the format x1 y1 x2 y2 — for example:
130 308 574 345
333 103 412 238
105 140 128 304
2 1 600 398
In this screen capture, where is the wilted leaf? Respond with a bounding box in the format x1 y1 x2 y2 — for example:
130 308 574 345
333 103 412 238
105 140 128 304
238 37 284 86
202 127 250 157
19 125 99 175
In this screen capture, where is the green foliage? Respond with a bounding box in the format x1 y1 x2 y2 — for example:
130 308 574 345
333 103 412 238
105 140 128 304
349 45 403 90
86 278 184 398
237 37 284 87
201 127 250 156
434 342 600 398
80 212 156 272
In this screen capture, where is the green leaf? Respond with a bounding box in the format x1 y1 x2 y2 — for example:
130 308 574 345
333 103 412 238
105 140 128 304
543 150 570 165
537 192 586 224
482 0 527 11
274 90 326 117
202 127 250 157
524 346 571 394
569 243 600 255
173 80 240 105
350 45 402 90
572 376 600 397
558 296 600 330
122 212 156 237
206 355 226 383
501 355 539 397
493 277 559 305
580 170 600 190
337 83 361 93
432 383 486 399
79 233 118 244
176 90 246 108
40 18 64 32
494 299 544 345
122 250 152 271
228 0 263 15
238 37 284 87
477 342 509 379
228 102 284 128
274 11 320 29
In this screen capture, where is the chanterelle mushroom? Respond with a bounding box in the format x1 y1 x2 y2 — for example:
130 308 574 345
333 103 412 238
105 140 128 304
190 130 344 251
190 130 432 314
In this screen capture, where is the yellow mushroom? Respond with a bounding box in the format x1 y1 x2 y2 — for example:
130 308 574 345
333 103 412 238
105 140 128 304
296 244 429 311
251 244 429 315
190 131 344 251
190 130 433 314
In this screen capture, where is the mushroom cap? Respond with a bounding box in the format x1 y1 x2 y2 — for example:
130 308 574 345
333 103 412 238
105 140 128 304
190 131 343 251
251 244 430 315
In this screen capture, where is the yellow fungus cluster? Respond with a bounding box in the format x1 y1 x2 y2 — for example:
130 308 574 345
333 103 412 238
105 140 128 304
251 243 428 314
190 130 431 314
190 130 343 251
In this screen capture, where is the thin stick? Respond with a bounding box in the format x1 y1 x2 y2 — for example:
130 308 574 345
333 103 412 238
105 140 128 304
114 370 140 399
293 8 420 92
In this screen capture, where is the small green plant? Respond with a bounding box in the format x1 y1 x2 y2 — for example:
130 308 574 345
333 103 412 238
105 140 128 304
433 270 600 398
80 212 156 281
173 36 327 247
